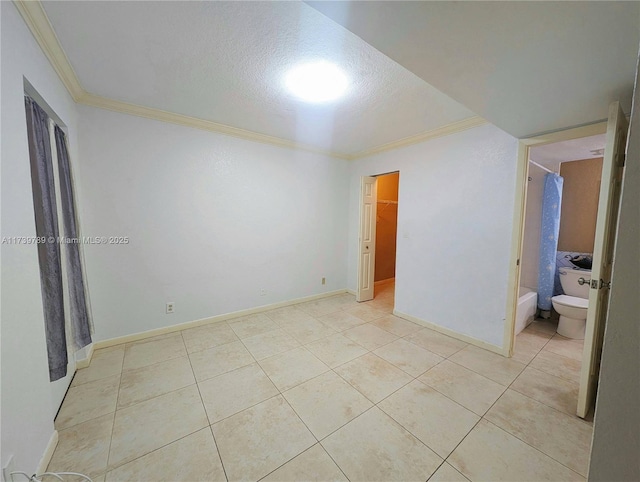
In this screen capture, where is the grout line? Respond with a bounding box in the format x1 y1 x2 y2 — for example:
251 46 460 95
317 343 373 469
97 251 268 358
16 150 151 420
256 443 348 482
106 426 214 476
53 376 122 433
480 419 588 479
208 391 283 427
439 330 588 478
103 335 203 474
115 290 577 482
443 356 517 387
441 342 532 462
67 347 126 389
327 320 576 478
280 391 320 444
208 425 229 482
115 377 198 414
414 361 504 418
182 332 211 427
106 338 212 475
181 331 230 482
184 336 244 356
508 368 583 418
508 331 588 420
316 443 353 482
104 348 125 475
65 288 590 481
317 443 354 481
120 353 187 374
151 290 380 480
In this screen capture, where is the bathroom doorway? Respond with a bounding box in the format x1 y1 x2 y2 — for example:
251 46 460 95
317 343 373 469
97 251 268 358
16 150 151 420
506 102 628 418
518 134 605 324
356 171 399 311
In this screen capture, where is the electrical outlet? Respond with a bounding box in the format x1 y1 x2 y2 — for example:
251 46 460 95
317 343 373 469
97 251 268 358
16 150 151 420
3 454 15 482
166 302 175 314
260 289 267 296
321 277 326 285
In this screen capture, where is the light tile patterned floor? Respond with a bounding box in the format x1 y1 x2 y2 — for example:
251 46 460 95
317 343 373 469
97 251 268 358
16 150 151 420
50 281 592 481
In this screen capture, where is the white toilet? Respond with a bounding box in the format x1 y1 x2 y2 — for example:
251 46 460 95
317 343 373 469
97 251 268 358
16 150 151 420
551 268 591 339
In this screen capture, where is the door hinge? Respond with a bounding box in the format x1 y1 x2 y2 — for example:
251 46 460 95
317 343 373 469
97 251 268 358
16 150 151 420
590 279 611 290
599 279 612 290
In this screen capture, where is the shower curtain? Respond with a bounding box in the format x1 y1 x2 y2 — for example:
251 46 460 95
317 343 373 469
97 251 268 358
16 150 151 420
537 172 564 315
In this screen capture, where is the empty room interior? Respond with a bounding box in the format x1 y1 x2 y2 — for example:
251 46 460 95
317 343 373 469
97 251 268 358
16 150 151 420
2 1 640 482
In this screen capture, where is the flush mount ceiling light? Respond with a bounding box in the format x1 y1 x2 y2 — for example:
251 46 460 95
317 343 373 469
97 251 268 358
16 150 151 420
285 61 349 103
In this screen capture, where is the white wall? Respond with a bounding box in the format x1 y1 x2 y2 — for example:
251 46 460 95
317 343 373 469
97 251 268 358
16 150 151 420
348 124 519 348
76 106 350 341
519 163 546 291
589 48 640 482
1 2 80 474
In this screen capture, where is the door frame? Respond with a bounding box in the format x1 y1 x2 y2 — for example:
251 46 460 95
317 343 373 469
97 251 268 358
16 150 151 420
503 122 608 356
356 171 400 302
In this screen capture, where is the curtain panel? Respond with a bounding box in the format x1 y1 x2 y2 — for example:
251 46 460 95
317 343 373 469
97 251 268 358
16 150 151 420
55 125 92 349
25 96 68 381
537 172 564 314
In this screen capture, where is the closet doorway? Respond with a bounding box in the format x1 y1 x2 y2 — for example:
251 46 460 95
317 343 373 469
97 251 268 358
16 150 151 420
374 172 399 291
356 171 399 306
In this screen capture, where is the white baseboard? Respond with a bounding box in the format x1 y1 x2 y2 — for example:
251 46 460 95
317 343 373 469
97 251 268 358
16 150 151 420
374 278 395 286
75 343 94 369
94 289 348 350
393 310 506 356
36 430 58 476
346 278 394 298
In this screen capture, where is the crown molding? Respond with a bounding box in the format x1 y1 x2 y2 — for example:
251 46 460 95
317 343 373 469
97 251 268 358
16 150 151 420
77 92 485 162
14 0 84 101
77 92 351 159
346 116 488 160
14 0 349 159
15 0 488 161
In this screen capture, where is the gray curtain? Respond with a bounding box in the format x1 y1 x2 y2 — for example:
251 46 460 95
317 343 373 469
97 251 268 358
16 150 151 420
25 96 68 381
54 125 92 349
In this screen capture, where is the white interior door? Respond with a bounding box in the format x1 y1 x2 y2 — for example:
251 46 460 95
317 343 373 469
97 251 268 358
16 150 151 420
577 101 628 418
356 176 377 302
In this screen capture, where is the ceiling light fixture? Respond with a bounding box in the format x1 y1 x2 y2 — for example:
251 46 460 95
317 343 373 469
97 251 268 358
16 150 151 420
285 61 349 103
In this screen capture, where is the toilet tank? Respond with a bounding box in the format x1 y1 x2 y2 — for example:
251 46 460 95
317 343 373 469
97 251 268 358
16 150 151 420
558 268 591 298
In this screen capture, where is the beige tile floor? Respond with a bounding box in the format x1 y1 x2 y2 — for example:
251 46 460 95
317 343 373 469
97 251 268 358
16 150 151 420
49 281 592 481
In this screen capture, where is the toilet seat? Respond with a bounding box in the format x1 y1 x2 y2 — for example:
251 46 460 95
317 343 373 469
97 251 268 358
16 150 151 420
551 295 588 309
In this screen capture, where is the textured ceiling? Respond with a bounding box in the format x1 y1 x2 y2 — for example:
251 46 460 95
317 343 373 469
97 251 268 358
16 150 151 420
530 134 607 170
41 1 475 156
307 1 640 138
